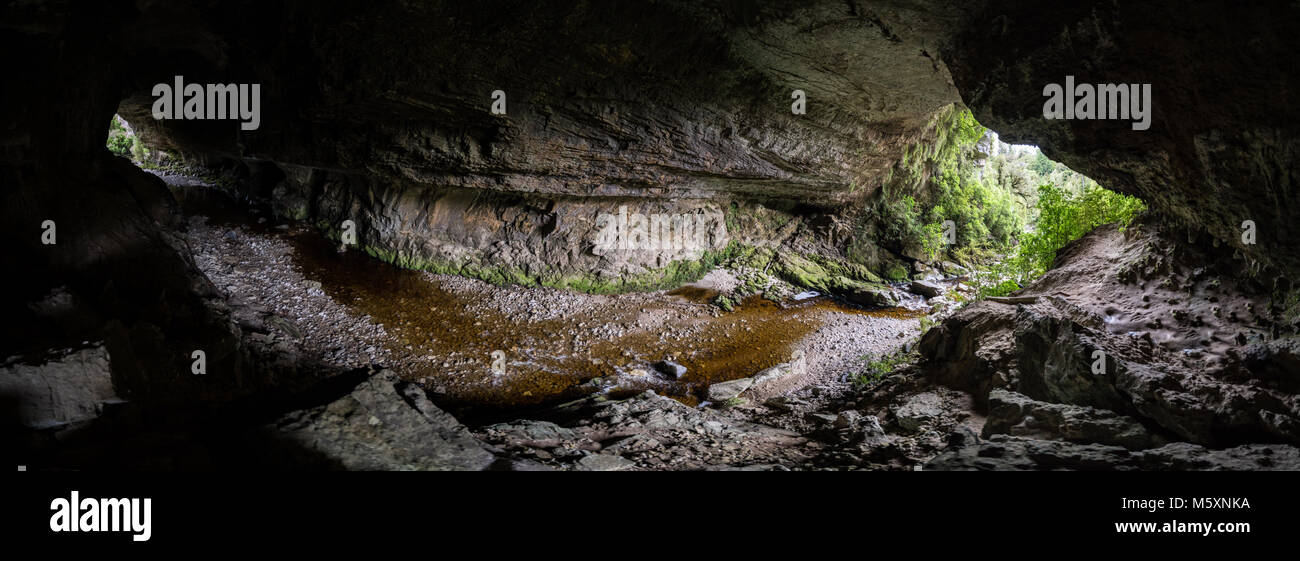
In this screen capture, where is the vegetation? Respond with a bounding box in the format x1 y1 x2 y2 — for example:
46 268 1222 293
866 104 1148 302
874 105 1026 266
106 115 135 158
973 183 1146 297
851 348 914 388
357 238 753 295
713 294 736 311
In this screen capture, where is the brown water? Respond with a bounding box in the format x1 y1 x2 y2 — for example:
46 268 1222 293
287 231 921 411
169 178 920 413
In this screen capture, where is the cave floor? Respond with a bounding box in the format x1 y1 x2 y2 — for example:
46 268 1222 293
170 174 923 424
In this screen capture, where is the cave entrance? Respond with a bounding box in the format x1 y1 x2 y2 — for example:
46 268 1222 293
958 129 1147 297
876 106 1144 300
106 112 178 169
105 114 142 161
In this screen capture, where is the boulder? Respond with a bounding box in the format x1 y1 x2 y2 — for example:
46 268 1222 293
576 453 637 471
0 345 117 430
482 419 576 447
750 362 797 387
908 280 945 298
918 225 1300 448
265 370 496 471
652 360 688 379
984 389 1161 450
846 286 900 308
707 377 755 401
893 392 945 432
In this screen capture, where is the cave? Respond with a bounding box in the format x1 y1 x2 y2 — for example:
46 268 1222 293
4 0 1300 488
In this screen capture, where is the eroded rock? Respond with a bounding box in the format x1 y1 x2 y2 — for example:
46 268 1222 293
984 389 1162 450
893 392 945 432
919 225 1300 448
0 345 117 430
927 435 1300 471
708 378 755 402
265 370 496 471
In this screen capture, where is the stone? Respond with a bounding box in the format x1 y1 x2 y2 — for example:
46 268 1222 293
833 410 863 429
750 362 796 387
764 396 808 412
483 419 576 446
893 392 945 432
984 389 1160 450
805 412 839 425
846 286 900 308
265 370 496 470
908 280 945 298
861 415 886 437
707 377 755 402
927 435 1300 471
939 262 968 277
652 360 688 379
576 453 637 472
0 345 117 429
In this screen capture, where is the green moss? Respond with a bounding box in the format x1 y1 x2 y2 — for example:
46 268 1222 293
769 250 894 297
344 234 745 295
884 263 909 281
851 349 916 388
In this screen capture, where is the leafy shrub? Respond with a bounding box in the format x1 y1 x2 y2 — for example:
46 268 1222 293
106 116 134 157
974 183 1146 297
1029 151 1055 176
713 294 736 312
926 167 1024 254
875 105 1026 265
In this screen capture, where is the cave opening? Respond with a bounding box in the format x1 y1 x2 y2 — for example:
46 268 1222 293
867 106 1146 303
105 112 169 168
8 1 1298 478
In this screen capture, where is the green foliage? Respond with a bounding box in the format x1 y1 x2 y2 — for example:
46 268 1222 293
875 105 1026 266
1029 151 1055 176
736 269 771 296
106 116 135 157
851 349 913 388
974 183 1146 297
131 138 149 161
713 294 736 312
772 251 885 293
920 221 946 261
722 396 747 408
883 263 909 281
926 167 1024 254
